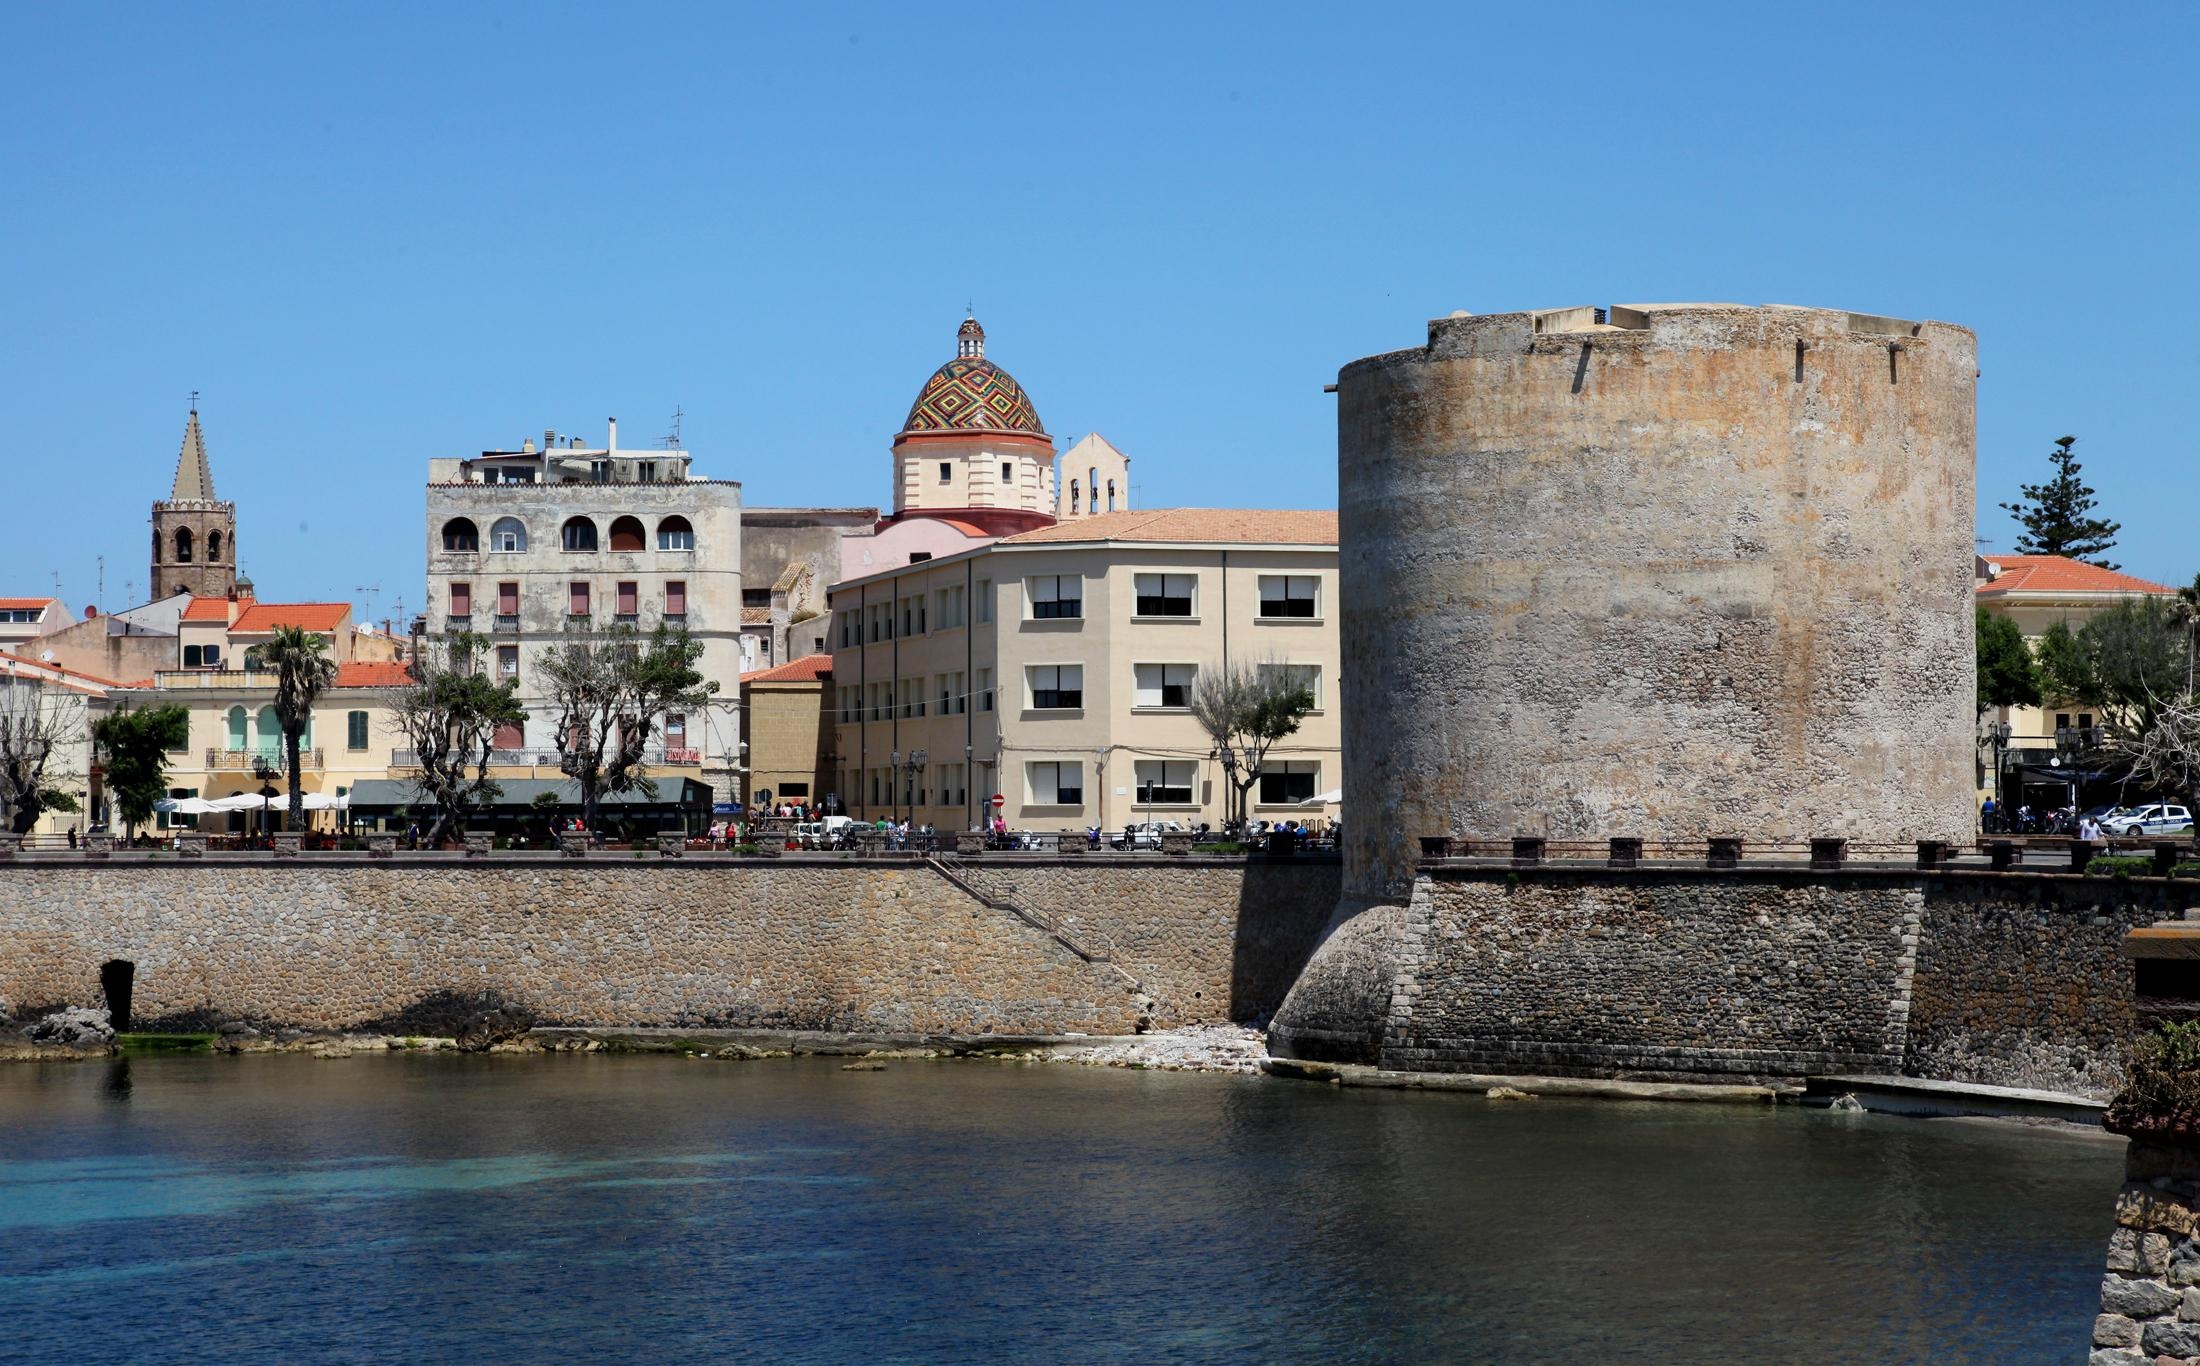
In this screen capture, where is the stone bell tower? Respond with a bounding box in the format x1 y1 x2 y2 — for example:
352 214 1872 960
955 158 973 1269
149 405 237 601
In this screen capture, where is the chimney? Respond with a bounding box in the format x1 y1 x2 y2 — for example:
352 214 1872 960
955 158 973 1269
606 417 618 453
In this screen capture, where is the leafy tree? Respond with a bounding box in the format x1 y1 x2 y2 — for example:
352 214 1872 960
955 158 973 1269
1999 435 2121 568
540 625 716 834
1189 658 1318 832
263 625 338 832
0 678 86 835
91 704 190 837
2036 599 2189 743
1974 606 2040 716
393 633 525 845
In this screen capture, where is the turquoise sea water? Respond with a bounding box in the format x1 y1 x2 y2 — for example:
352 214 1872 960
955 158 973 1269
0 1054 2121 1363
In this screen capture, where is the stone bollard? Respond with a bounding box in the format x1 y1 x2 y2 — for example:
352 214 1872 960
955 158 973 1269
656 833 686 858
84 833 112 860
1161 830 1193 856
463 833 492 858
367 835 397 859
955 830 986 855
559 833 589 859
271 832 303 859
1607 836 1642 869
1988 840 2016 871
2157 843 2185 878
173 833 207 860
1809 837 1848 871
1510 836 1545 867
1057 832 1087 856
856 830 885 859
1418 835 1453 862
1706 837 1742 870
2071 838 2099 874
1916 839 1949 869
0 833 17 862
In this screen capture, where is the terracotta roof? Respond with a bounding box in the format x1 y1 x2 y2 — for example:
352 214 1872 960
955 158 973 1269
180 596 236 623
0 597 57 611
1976 555 2173 597
742 653 832 684
740 607 774 625
1001 508 1339 546
229 602 351 633
0 653 128 692
336 660 414 688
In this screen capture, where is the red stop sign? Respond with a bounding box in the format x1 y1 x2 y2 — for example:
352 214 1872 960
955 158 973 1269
990 793 1006 808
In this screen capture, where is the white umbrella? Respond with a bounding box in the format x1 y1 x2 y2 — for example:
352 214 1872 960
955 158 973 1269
169 797 224 815
298 792 345 811
209 793 272 812
1300 788 1343 806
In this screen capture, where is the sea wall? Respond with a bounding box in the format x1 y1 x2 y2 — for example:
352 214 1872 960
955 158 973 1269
1270 865 2191 1096
0 856 1337 1036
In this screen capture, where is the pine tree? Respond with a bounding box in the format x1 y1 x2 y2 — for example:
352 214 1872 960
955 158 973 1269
1999 435 2121 569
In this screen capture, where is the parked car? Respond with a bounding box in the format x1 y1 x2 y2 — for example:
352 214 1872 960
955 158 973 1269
2108 805 2194 838
792 816 855 849
1112 820 1188 851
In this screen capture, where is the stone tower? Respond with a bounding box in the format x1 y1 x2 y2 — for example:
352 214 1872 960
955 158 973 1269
149 406 237 601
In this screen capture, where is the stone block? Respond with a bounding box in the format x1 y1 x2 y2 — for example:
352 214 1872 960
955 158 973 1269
2102 1273 2182 1318
2088 1349 2145 1366
2158 843 2184 878
1607 836 1641 868
559 834 590 859
1058 835 1087 856
956 831 986 855
463 834 492 858
271 832 303 859
1707 837 1742 869
1418 835 1452 862
1988 840 2016 871
2118 1185 2200 1237
2168 1238 2200 1286
2072 838 2099 873
366 835 397 859
2094 1313 2142 1348
1511 836 1545 867
1915 839 1949 869
1809 837 1847 870
2143 1317 2200 1357
2145 1231 2176 1276
0 834 18 861
2183 1287 2200 1321
83 833 111 860
656 834 686 859
173 833 207 860
2109 1227 2145 1272
1161 831 1193 856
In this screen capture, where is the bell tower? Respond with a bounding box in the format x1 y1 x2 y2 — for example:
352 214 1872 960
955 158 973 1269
149 403 238 601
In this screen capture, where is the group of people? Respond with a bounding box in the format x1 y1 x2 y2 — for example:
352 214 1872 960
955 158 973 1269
1980 797 2106 841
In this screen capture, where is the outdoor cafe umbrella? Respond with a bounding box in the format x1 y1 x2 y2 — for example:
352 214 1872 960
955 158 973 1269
153 796 225 815
1299 788 1344 807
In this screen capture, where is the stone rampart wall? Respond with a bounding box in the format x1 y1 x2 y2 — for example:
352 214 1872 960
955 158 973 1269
1270 865 2193 1095
0 857 1337 1036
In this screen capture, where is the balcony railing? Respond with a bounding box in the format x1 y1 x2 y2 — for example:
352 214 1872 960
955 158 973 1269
445 615 472 632
206 747 322 771
493 614 520 632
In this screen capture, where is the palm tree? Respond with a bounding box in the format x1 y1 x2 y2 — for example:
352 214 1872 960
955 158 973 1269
263 625 337 832
2178 574 2200 698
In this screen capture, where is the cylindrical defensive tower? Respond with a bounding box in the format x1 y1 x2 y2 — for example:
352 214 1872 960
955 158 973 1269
1270 302 1976 1064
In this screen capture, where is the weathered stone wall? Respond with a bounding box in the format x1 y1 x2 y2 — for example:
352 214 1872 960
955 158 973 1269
0 857 1335 1035
1335 303 1977 903
1271 865 2190 1095
2091 1135 2200 1364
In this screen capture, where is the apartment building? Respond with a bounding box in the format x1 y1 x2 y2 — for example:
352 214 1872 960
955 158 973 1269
826 509 1340 832
424 419 742 799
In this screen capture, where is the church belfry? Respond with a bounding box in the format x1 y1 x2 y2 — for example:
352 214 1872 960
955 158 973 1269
149 404 237 600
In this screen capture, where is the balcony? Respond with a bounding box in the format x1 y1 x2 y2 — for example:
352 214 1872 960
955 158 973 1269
493 614 520 632
206 747 322 771
663 612 687 625
154 670 272 689
614 612 640 626
445 615 472 633
566 614 593 629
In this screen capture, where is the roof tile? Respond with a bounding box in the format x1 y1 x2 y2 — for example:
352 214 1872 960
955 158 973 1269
742 653 832 684
229 602 351 633
1000 508 1338 546
335 660 413 688
1977 555 2174 597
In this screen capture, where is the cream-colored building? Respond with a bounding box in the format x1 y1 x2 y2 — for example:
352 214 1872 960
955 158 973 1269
425 418 741 800
827 509 1340 832
739 653 833 811
0 654 115 837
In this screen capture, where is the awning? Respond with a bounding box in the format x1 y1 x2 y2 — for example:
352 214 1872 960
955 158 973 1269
154 797 225 815
1299 788 1343 806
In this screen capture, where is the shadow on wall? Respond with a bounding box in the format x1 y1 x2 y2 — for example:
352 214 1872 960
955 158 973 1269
1227 859 1342 1023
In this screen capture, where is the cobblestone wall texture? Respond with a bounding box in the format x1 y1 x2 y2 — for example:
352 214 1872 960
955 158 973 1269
1336 304 1977 903
0 858 1335 1035
2091 1136 2200 1366
1271 867 2191 1094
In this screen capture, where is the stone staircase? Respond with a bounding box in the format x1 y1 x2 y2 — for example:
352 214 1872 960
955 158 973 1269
927 855 1149 1010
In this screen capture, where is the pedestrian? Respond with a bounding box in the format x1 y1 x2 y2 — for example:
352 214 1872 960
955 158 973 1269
66 826 77 850
1980 795 1998 833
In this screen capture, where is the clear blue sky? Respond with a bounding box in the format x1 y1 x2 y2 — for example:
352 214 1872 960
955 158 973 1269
4 3 2194 621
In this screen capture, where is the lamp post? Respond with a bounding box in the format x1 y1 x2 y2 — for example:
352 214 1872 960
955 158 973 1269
1213 745 1240 834
898 747 927 827
1982 720 2012 829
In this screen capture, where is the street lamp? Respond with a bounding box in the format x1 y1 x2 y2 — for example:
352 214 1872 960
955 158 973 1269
1980 720 2012 829
1212 745 1240 834
897 748 927 826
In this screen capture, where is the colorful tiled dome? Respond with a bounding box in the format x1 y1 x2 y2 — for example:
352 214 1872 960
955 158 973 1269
899 317 1046 438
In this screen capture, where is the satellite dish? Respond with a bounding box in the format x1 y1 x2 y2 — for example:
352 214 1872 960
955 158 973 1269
38 650 53 662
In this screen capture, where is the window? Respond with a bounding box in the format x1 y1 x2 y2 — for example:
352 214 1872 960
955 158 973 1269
490 517 527 552
1000 462 1014 485
902 676 925 718
442 518 479 552
207 530 223 561
1069 480 1080 515
588 459 611 483
347 711 370 751
1259 575 1320 618
901 595 925 635
657 516 694 551
665 713 685 746
497 581 519 616
938 671 966 716
1106 479 1116 512
780 782 809 799
226 706 247 750
608 516 645 552
174 527 193 562
975 580 992 624
1133 663 1195 709
939 461 953 484
1258 662 1324 709
635 460 658 483
562 517 598 552
1259 761 1320 805
1134 573 1195 617
449 582 471 618
569 582 591 618
1027 761 1083 807
616 581 638 618
665 581 686 619
935 586 964 630
978 667 994 712
1029 575 1082 620
493 721 524 751
497 645 519 681
1028 664 1083 710
183 643 203 668
1135 760 1196 805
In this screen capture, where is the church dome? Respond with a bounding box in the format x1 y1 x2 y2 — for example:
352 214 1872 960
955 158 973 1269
898 316 1047 438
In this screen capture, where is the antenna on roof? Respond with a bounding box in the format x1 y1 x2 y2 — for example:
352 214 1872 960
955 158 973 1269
662 405 684 450
96 556 104 609
355 583 381 624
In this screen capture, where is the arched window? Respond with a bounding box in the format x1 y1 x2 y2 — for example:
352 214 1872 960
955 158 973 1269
152 529 162 564
255 706 280 757
175 527 194 563
489 517 527 553
1107 480 1116 512
561 517 598 552
1069 480 1080 515
207 529 222 561
226 706 248 751
656 516 694 551
442 517 479 552
607 515 645 552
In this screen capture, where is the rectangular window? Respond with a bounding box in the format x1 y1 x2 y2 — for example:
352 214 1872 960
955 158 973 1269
498 581 519 615
978 667 994 712
1259 760 1320 805
203 644 221 667
636 460 658 483
616 581 638 617
570 582 591 617
903 676 925 717
1132 663 1196 708
939 461 953 483
1134 573 1196 617
975 580 993 624
497 645 519 681
935 586 964 630
665 581 686 618
1258 575 1321 618
1028 663 1083 710
781 781 809 799
1027 760 1083 807
1001 462 1014 485
1029 575 1082 620
347 710 370 751
450 582 471 617
183 643 203 668
1134 759 1196 805
1258 662 1324 709
2056 712 2072 730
